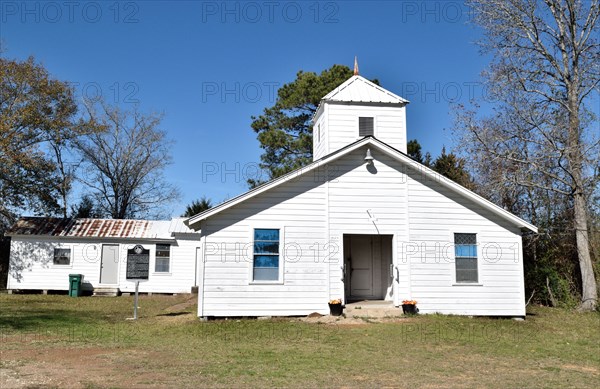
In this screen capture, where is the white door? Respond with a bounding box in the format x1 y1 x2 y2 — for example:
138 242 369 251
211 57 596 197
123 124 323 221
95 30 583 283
100 244 119 284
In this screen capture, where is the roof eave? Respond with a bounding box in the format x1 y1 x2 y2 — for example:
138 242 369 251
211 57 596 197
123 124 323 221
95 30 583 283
312 98 409 124
367 140 538 234
323 99 409 106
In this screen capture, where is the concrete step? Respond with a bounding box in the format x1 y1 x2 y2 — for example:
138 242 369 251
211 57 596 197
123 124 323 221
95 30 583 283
93 287 120 297
344 301 403 318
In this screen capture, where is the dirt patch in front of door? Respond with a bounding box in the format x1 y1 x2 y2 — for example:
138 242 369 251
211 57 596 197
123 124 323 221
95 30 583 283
298 313 416 326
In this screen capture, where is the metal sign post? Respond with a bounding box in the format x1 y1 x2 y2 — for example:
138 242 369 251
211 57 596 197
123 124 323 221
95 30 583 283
133 280 140 320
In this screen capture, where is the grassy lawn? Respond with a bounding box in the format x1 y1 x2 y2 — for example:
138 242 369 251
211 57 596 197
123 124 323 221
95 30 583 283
0 294 598 388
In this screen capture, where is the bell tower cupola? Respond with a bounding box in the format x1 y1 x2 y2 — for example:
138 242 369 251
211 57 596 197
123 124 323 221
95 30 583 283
312 62 409 161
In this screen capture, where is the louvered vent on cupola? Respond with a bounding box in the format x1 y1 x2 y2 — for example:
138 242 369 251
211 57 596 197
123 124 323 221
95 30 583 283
359 117 374 137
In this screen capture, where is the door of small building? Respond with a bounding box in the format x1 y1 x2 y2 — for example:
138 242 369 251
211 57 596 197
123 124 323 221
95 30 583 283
100 244 119 284
344 235 392 301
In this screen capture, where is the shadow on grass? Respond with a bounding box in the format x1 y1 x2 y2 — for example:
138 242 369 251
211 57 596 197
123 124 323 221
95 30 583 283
0 308 95 330
156 312 193 317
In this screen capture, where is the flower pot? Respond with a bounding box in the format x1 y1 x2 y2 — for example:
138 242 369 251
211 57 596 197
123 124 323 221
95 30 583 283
402 304 418 315
328 303 343 316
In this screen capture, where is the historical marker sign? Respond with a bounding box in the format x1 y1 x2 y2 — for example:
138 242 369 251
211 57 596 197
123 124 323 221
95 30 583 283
126 245 150 280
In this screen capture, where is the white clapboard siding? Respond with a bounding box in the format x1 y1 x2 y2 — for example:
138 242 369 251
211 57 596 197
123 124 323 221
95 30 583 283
405 163 526 316
324 104 406 157
7 236 201 294
119 236 200 294
198 168 329 317
7 237 103 291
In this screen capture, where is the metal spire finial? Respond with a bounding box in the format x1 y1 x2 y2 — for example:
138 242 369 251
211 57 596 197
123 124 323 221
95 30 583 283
354 56 359 76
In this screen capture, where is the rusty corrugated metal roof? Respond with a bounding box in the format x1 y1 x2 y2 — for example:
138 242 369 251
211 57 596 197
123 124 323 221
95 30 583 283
6 217 160 239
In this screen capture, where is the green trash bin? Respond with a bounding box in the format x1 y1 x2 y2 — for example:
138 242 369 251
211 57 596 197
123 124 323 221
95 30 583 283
69 274 83 297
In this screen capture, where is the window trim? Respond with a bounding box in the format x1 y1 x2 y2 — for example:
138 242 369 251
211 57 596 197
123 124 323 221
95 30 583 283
248 224 284 285
52 245 73 267
451 231 482 285
154 243 171 274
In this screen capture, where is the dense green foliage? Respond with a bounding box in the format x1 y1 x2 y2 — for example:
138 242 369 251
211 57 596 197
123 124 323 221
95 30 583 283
431 147 474 190
0 57 84 230
406 139 425 164
70 194 103 218
182 196 213 217
407 140 473 189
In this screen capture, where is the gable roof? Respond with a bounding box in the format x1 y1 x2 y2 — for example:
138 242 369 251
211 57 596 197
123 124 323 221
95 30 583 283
186 137 537 233
322 75 409 105
5 217 198 240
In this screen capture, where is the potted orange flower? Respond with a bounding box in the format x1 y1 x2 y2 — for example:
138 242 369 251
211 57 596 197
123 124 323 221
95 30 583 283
328 299 343 316
401 299 418 315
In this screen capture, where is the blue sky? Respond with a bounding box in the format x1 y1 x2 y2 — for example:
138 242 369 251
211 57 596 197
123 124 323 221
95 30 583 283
2 0 494 217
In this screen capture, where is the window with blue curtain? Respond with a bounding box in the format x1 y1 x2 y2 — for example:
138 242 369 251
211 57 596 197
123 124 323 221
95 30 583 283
454 233 478 283
253 229 280 281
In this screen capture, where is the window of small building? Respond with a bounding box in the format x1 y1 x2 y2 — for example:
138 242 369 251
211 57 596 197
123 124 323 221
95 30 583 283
155 244 170 273
53 248 71 266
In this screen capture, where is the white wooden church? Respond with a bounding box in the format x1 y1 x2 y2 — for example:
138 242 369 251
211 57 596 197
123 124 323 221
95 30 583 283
186 69 537 318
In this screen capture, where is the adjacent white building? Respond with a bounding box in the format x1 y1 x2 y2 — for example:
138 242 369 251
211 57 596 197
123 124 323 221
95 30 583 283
6 217 201 294
186 74 537 318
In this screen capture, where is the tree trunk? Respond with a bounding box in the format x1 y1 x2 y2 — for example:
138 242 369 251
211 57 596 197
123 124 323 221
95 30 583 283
574 192 598 310
568 84 598 311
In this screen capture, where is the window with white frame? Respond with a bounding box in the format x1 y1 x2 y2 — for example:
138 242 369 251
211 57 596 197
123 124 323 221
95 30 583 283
253 228 280 281
53 248 71 265
155 244 170 272
454 233 478 283
359 117 374 136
